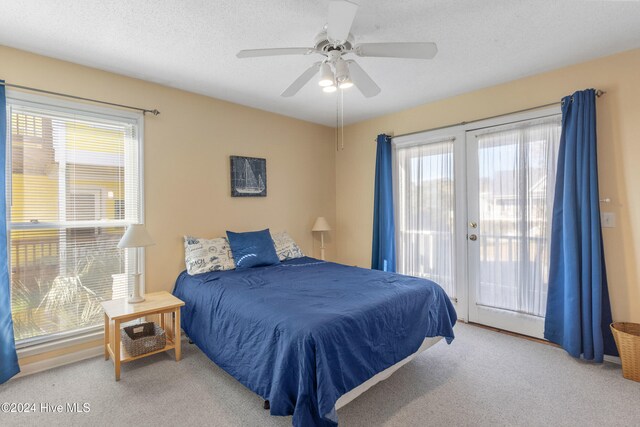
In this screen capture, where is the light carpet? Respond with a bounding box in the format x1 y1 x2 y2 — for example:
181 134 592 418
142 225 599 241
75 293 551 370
1 323 638 426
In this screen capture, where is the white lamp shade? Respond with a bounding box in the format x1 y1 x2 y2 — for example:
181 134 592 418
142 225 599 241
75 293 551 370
338 78 353 89
118 224 155 248
334 59 349 82
312 217 331 232
318 62 334 87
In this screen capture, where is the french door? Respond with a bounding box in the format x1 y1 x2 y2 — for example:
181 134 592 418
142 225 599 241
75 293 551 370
466 114 561 338
394 108 561 339
394 127 468 315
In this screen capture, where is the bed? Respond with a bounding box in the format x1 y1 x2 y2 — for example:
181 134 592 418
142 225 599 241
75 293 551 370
173 257 456 426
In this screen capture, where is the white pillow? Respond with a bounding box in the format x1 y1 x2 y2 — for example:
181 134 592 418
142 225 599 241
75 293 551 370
271 231 304 261
184 236 236 275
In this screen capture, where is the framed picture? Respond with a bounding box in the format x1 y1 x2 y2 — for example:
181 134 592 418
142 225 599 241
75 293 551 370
230 156 267 197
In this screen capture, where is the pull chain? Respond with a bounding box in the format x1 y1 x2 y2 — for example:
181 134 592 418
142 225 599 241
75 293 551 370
336 91 339 151
335 89 345 151
340 89 344 150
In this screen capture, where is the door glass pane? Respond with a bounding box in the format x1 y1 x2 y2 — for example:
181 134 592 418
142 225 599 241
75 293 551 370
396 139 456 297
476 117 561 316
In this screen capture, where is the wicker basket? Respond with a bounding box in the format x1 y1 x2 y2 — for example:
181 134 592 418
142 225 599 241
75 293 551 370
121 322 166 357
610 322 640 382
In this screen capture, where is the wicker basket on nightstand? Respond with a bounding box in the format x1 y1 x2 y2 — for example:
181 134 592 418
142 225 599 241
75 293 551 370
611 322 640 382
120 322 166 357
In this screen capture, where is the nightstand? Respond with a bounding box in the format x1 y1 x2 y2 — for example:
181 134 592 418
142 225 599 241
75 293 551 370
101 291 185 381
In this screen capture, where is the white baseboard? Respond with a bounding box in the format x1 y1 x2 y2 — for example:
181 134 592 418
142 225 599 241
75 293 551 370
15 344 103 379
604 355 621 365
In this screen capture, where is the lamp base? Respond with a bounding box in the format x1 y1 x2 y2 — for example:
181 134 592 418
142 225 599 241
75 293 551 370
319 232 326 261
128 272 145 304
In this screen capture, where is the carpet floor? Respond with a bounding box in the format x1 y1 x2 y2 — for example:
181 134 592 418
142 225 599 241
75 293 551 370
1 323 638 426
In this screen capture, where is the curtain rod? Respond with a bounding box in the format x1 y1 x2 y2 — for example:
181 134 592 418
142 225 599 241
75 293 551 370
383 89 605 141
0 82 160 116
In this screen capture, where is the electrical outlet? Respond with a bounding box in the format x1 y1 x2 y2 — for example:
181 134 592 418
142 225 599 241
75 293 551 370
601 212 616 228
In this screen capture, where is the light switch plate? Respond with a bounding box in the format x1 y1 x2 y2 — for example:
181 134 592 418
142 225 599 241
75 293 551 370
601 212 616 228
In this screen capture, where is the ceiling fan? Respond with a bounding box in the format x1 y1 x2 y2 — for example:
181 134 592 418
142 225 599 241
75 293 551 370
236 0 438 98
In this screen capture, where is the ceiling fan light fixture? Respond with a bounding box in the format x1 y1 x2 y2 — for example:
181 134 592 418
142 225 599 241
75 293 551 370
238 2 437 99
318 62 334 87
334 59 349 83
338 78 353 89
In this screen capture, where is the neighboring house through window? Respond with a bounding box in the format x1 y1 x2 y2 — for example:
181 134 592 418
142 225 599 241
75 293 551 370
6 92 143 345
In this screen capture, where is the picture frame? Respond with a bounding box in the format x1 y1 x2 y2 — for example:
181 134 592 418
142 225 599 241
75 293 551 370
230 156 267 197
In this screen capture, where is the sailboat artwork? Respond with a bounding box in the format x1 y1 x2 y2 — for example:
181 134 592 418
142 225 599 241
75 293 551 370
230 156 267 197
236 161 264 194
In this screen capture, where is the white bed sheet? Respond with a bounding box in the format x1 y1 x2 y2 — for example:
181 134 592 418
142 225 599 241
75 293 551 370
335 336 443 410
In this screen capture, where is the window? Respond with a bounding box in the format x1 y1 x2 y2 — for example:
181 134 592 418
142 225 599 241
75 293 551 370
396 138 457 298
7 94 142 345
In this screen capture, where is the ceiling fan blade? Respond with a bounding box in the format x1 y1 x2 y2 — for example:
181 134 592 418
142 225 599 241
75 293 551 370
354 42 438 59
281 62 322 97
327 1 359 44
346 60 380 98
237 48 316 58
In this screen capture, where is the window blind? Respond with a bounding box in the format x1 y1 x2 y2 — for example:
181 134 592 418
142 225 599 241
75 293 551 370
7 98 142 344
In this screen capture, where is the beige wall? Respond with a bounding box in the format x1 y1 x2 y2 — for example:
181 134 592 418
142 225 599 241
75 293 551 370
3 43 639 368
0 45 337 296
336 48 640 323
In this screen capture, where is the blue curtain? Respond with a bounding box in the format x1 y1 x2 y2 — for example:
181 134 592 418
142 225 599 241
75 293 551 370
0 81 20 383
371 134 396 272
544 89 617 362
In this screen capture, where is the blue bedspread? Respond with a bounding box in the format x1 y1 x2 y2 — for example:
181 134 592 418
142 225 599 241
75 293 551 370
173 257 456 426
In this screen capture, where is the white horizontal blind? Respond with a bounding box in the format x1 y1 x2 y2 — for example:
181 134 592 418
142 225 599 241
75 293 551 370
7 99 141 343
396 138 456 297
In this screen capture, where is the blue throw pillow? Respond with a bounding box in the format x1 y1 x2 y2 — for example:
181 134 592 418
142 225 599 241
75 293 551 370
226 229 280 269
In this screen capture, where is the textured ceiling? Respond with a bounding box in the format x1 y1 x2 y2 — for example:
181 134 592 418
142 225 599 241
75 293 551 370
1 1 639 126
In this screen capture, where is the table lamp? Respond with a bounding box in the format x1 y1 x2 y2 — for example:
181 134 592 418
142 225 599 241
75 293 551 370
312 217 331 261
118 224 155 303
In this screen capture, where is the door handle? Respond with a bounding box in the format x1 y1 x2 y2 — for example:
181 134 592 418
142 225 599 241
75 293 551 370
468 234 478 241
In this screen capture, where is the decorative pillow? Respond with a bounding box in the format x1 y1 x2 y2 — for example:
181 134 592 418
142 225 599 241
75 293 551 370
271 231 304 261
226 229 280 269
184 236 236 275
